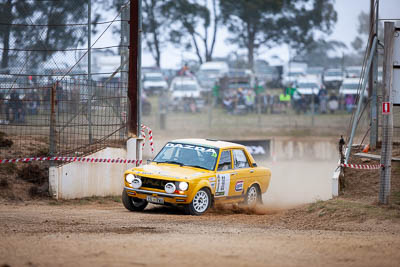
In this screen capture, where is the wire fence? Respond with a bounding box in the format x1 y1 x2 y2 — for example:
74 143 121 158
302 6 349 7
0 0 131 162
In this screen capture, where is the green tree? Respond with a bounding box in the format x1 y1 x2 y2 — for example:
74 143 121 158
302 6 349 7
0 0 34 69
0 0 88 70
142 0 169 67
219 0 337 69
351 11 383 54
162 0 220 64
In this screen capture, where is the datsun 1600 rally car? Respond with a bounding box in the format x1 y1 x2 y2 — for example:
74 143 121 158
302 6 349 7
122 139 271 215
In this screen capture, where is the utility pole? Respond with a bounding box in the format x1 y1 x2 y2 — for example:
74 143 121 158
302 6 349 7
370 0 379 149
127 0 142 137
88 0 93 144
379 22 395 205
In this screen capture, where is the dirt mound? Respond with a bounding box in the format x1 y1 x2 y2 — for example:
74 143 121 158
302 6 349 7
342 146 400 202
0 135 50 201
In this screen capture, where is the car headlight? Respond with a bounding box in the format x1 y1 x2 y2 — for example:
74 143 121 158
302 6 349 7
178 182 188 191
126 174 135 183
131 177 142 189
165 182 176 194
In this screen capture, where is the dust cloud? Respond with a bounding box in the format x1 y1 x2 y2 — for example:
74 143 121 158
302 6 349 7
260 159 337 209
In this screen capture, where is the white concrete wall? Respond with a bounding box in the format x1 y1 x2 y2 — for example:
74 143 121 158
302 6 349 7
49 147 130 199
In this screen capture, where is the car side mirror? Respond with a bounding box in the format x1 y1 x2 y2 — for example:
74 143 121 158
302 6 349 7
147 159 152 164
252 163 257 167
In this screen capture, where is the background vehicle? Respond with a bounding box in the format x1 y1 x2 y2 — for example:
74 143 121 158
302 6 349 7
282 67 306 86
323 68 345 89
345 66 362 78
196 61 229 92
142 72 168 95
169 76 204 112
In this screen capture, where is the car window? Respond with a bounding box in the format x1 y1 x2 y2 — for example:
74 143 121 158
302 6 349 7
233 149 250 169
217 150 232 171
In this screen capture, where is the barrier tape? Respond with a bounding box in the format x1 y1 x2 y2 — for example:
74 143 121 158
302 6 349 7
340 163 383 170
0 157 143 165
0 124 154 165
141 124 154 153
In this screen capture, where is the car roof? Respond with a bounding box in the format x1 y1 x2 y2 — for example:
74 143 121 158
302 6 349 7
169 138 246 149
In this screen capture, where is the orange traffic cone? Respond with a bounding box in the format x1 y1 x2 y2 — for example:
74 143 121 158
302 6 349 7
362 144 370 153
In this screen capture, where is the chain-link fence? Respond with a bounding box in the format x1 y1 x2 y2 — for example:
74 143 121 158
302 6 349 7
0 0 131 161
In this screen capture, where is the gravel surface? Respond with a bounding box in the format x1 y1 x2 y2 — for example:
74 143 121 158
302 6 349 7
1 201 400 267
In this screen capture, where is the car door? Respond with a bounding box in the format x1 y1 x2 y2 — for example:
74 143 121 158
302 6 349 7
230 149 253 198
214 149 234 199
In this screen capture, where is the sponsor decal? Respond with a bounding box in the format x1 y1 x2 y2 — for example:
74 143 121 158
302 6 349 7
165 143 217 154
235 181 244 192
215 173 230 197
209 177 216 182
210 182 215 188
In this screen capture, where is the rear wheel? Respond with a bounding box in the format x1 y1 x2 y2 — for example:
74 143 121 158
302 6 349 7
122 189 148 212
184 188 211 216
245 185 262 207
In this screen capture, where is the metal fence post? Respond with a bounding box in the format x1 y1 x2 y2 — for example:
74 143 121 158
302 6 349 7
49 83 57 156
379 22 395 205
88 0 93 144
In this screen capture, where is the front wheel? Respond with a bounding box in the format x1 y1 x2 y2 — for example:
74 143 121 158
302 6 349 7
184 188 211 216
245 185 262 207
122 189 148 212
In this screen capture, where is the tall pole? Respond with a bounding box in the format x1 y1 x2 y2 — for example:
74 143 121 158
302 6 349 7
379 22 395 205
128 0 142 137
88 0 93 144
370 0 379 149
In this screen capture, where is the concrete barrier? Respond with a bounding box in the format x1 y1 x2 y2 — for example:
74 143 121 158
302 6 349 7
49 138 142 199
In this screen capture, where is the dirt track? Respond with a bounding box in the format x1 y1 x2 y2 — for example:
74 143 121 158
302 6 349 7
1 202 400 267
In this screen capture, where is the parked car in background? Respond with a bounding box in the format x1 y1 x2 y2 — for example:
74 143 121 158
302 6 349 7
306 67 324 84
169 76 204 112
339 78 362 96
323 68 345 89
196 61 229 91
142 72 168 95
345 66 363 78
282 67 306 86
122 139 272 215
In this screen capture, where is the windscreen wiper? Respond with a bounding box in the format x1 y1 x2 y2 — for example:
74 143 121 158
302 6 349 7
182 164 208 170
158 160 183 166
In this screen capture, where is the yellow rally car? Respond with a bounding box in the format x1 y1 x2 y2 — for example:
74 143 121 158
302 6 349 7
122 139 271 215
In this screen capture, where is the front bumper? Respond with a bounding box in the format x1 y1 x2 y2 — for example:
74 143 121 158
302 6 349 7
125 187 188 204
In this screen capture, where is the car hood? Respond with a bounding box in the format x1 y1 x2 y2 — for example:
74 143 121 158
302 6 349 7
131 163 212 180
143 81 168 87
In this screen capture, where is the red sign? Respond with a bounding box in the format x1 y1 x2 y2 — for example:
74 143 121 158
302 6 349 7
382 102 391 114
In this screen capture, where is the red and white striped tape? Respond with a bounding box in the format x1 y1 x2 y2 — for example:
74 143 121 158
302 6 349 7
0 157 143 166
340 163 383 170
141 124 154 153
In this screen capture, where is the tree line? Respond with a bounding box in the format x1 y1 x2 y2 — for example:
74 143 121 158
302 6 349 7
1 0 374 72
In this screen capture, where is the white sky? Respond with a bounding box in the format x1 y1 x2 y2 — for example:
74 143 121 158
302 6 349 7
141 0 371 69
92 0 400 69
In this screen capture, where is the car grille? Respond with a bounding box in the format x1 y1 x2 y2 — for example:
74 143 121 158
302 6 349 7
140 177 174 190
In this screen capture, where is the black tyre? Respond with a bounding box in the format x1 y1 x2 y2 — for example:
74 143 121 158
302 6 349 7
245 185 262 207
184 188 211 216
122 188 148 212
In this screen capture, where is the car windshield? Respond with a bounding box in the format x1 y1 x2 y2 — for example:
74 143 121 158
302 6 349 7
173 84 198 91
153 142 219 171
288 72 304 76
326 71 342 76
145 75 163 82
342 83 359 89
298 83 318 88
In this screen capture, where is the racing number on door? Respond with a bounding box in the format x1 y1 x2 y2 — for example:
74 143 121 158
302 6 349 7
215 150 233 197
